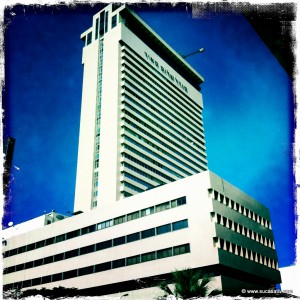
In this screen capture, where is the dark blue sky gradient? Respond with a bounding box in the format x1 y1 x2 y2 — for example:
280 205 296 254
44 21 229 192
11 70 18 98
3 3 295 268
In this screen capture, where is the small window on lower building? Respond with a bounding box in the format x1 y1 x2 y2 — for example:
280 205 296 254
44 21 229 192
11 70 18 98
63 269 77 279
32 277 41 286
95 262 111 272
96 240 112 251
24 261 33 269
80 245 95 255
34 259 43 267
141 228 155 239
78 266 94 276
157 224 171 235
54 253 64 262
126 255 140 266
127 232 140 243
157 247 172 259
44 256 53 264
141 207 154 217
127 211 140 221
141 251 156 262
114 215 126 225
172 219 188 231
52 273 62 282
113 236 125 246
173 244 190 256
112 258 125 269
41 275 52 284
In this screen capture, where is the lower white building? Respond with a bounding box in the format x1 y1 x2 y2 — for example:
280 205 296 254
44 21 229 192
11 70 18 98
3 171 281 298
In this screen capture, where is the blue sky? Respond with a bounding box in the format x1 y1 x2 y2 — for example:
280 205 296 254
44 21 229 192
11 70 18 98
3 3 295 268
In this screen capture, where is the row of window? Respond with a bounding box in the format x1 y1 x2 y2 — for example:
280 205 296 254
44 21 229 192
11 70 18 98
123 117 205 172
123 98 207 169
123 133 202 177
215 237 278 270
123 137 191 177
123 172 154 189
121 45 203 126
3 196 186 258
123 108 206 161
123 153 176 182
122 73 205 151
211 190 271 229
214 213 275 249
122 57 204 140
123 162 165 185
3 243 191 291
4 219 188 274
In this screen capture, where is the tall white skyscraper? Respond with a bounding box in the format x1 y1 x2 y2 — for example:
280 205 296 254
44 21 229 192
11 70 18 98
3 4 282 297
74 4 207 212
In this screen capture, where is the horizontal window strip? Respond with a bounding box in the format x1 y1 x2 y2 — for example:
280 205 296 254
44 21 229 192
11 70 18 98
4 219 188 275
122 100 207 165
3 197 186 258
4 244 190 290
122 107 206 161
123 76 205 144
121 45 203 118
123 120 206 171
122 59 203 133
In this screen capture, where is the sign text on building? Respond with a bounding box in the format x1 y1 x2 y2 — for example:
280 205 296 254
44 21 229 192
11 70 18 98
144 52 188 94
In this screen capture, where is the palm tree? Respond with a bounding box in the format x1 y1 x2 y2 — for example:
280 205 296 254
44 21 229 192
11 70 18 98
158 268 222 299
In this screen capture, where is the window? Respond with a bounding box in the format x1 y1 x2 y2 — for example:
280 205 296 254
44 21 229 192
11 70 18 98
41 275 52 284
66 229 80 240
81 225 96 235
78 266 94 276
114 215 126 225
52 273 62 281
23 280 32 288
96 240 112 251
141 207 154 217
45 237 55 246
173 244 190 256
32 278 41 286
7 266 16 273
65 249 79 259
86 32 92 45
80 245 95 255
127 232 140 243
157 224 171 235
54 253 64 262
157 248 172 259
27 243 36 251
156 202 170 212
172 219 188 231
95 262 111 273
141 251 156 262
113 236 125 246
64 269 77 279
18 246 26 254
141 228 155 239
98 219 113 230
127 211 139 221
24 261 33 269
112 258 125 269
112 15 117 28
44 256 53 265
55 234 66 243
34 259 43 267
36 240 45 249
126 255 140 266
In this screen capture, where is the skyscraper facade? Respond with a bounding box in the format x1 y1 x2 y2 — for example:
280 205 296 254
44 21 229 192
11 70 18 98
74 4 207 212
